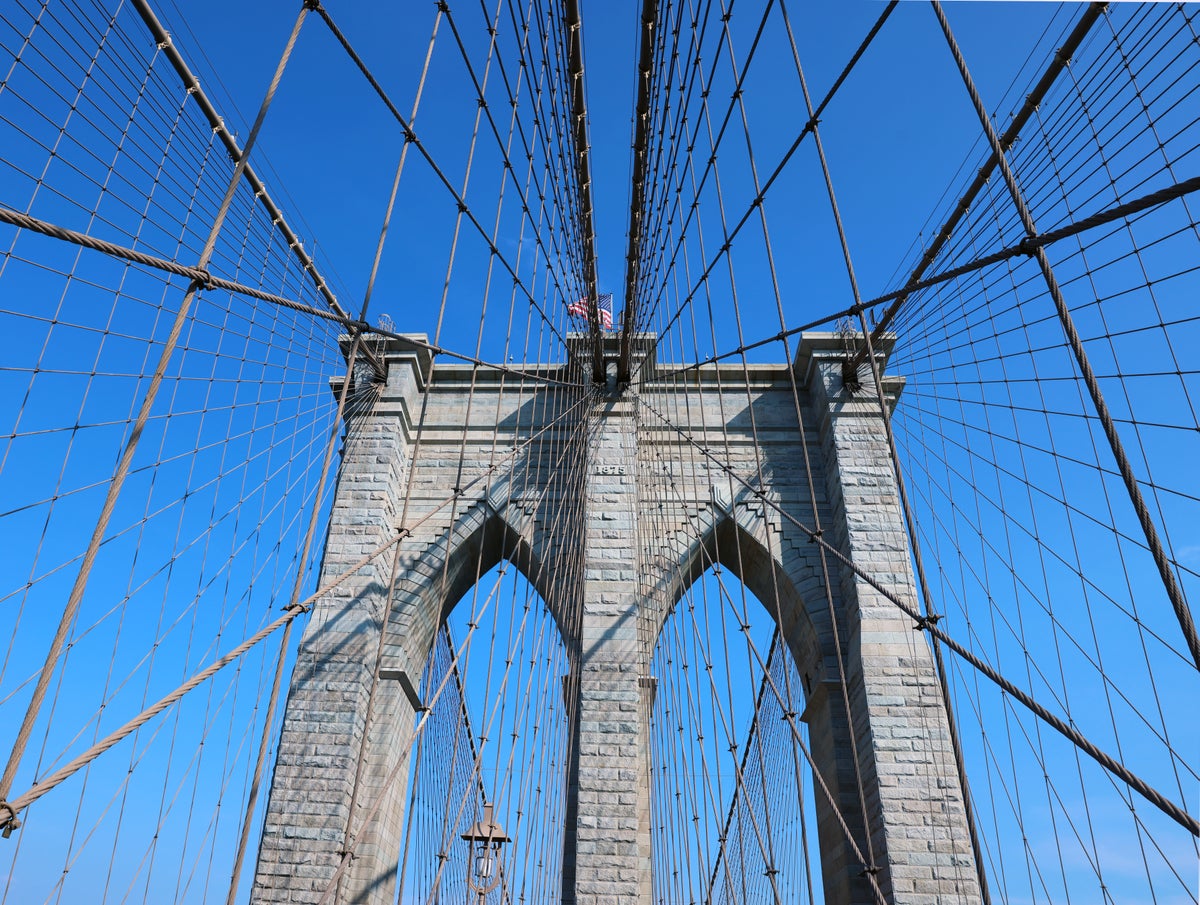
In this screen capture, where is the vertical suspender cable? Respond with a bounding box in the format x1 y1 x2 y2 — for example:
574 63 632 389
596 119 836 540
222 0 456 893
929 0 1200 675
852 2 1108 373
0 0 313 832
766 1 995 891
562 0 606 384
617 0 657 384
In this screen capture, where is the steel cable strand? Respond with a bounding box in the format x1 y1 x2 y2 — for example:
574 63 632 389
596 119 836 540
0 383 592 834
657 501 891 905
634 2 899 370
856 2 1110 370
929 0 1200 678
343 372 595 897
1041 52 1200 816
629 0 776 363
129 0 352 323
441 0 594 346
634 376 854 899
773 0 993 879
679 166 1200 378
0 1 313 828
711 6 882 885
637 393 1200 836
310 3 586 376
313 398 599 905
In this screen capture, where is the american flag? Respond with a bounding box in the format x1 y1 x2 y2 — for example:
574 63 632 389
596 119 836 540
567 292 613 329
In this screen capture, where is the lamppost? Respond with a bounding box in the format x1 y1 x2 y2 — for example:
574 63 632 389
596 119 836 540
460 801 510 903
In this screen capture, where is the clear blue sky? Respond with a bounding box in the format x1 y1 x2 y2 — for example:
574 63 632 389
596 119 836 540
1 2 1195 903
157 0 1068 356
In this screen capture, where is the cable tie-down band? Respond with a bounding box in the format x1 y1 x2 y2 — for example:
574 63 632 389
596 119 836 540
0 801 19 838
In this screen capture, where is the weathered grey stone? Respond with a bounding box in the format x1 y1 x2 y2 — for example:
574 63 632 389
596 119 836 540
251 332 982 905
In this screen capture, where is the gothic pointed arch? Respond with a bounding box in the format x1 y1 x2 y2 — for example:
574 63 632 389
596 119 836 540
378 491 566 685
647 492 829 690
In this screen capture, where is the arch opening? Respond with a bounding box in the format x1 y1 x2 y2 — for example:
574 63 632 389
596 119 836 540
647 556 824 905
390 558 570 905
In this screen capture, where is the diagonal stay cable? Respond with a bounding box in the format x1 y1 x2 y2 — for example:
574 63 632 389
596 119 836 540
773 0 990 891
311 2 585 374
438 0 594 345
929 0 1200 675
0 205 353 324
632 0 778 355
219 23 459 877
637 393 1200 837
642 465 889 905
852 2 1109 370
0 0 314 824
0 384 592 835
0 203 581 385
679 169 1200 373
129 0 347 321
126 0 388 379
638 1 898 368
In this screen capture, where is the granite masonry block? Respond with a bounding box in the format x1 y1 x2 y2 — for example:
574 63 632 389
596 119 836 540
253 335 981 905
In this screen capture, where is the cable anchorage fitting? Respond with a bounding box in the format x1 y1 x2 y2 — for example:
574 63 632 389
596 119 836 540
0 801 20 839
189 268 216 292
1016 235 1039 257
914 612 942 632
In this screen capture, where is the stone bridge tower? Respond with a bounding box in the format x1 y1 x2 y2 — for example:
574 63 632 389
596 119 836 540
249 333 983 905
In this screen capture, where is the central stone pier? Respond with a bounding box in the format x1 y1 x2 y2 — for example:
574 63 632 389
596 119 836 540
561 338 654 903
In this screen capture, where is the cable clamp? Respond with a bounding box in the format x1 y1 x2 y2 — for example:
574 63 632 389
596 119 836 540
0 802 20 838
808 529 823 544
858 864 881 877
914 612 942 631
1016 236 1038 257
193 268 216 291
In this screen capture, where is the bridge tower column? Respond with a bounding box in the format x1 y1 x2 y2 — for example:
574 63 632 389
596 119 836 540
250 340 431 905
796 333 983 905
561 379 654 904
